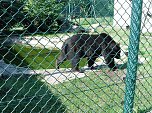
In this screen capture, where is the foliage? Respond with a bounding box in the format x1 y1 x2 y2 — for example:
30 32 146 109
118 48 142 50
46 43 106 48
0 0 114 33
0 0 24 30
72 0 114 17
23 0 66 32
24 0 65 20
0 0 66 33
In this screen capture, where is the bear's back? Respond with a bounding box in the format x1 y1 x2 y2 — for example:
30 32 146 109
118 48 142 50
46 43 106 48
71 34 104 46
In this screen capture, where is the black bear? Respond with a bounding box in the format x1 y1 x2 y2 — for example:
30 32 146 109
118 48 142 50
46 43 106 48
56 33 121 72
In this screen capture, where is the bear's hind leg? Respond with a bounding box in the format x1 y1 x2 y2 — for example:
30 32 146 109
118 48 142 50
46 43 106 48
71 56 80 72
56 54 66 69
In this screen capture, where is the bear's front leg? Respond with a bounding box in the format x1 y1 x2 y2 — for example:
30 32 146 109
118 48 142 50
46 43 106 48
102 47 118 71
88 57 97 70
105 58 117 71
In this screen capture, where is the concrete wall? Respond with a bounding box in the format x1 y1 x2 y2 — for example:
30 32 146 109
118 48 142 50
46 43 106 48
113 0 152 33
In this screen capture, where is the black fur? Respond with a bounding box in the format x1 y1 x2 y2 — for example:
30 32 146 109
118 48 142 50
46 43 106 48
56 33 121 72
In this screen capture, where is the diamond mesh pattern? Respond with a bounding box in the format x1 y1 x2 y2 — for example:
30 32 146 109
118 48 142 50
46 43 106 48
0 0 151 112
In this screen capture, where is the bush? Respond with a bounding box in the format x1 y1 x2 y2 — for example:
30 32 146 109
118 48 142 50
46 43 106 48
23 0 66 32
0 0 66 33
0 0 24 30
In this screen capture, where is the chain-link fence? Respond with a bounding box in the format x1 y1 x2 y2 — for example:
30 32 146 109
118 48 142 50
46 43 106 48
0 0 151 112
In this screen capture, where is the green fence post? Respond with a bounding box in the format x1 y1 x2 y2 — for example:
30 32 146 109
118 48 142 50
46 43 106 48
124 0 143 113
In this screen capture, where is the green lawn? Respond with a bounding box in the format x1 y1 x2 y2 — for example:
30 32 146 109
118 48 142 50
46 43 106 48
0 27 151 112
72 17 113 26
46 28 151 112
51 71 125 112
0 71 151 112
50 70 152 113
0 44 87 70
0 76 66 113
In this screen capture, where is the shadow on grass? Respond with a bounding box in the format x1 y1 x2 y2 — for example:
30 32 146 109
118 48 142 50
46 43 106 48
0 76 66 113
0 46 66 112
54 62 129 74
83 62 143 71
117 62 143 70
45 61 144 76
0 46 29 67
0 45 143 72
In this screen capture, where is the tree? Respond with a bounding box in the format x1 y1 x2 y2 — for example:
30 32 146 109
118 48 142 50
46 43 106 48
0 0 24 30
23 0 66 32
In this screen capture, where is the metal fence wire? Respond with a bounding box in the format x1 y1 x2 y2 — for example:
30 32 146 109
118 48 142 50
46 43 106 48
0 0 151 113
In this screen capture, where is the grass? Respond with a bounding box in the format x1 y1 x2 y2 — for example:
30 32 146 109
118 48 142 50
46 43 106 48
45 28 151 112
0 25 151 112
0 44 87 70
72 17 113 26
51 70 125 112
0 75 66 113
50 70 152 112
1 27 130 70
0 71 151 112
134 77 152 113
